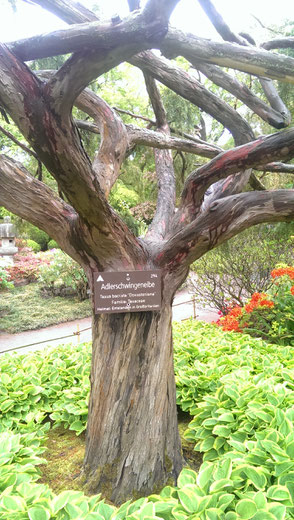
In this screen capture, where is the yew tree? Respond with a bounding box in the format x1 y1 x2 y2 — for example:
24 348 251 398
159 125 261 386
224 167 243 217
1 0 294 504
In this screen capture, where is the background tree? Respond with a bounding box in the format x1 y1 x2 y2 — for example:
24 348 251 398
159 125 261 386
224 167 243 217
1 0 294 504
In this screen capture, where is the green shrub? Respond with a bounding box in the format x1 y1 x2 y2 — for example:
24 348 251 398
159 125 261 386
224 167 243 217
25 239 41 253
25 225 50 250
0 263 14 291
47 239 60 250
38 249 88 300
190 225 294 314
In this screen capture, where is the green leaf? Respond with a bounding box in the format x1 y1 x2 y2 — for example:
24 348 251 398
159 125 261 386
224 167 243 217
236 499 257 519
209 479 233 493
267 503 287 520
243 466 267 490
196 464 214 491
178 485 203 513
28 506 50 520
1 496 25 511
267 485 292 502
178 468 197 488
52 490 73 513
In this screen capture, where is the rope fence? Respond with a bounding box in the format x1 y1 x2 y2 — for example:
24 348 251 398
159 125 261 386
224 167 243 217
0 298 197 355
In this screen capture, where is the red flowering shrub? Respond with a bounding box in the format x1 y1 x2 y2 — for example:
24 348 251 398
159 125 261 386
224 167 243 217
6 251 52 285
218 266 294 345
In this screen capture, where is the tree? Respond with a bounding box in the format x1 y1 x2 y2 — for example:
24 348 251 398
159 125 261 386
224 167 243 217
1 0 294 504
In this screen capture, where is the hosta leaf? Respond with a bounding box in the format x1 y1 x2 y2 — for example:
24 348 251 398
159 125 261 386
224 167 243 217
267 485 292 502
28 506 50 520
212 425 231 438
209 479 233 493
267 503 287 520
1 496 26 511
243 466 267 490
178 468 197 488
236 499 257 519
178 485 203 513
196 464 214 491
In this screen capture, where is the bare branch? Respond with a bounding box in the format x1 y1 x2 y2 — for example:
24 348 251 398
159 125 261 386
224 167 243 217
74 89 128 197
155 190 294 271
254 162 294 174
131 51 254 145
0 154 80 259
197 0 247 45
176 127 294 224
143 73 176 240
196 0 290 122
0 125 39 160
191 61 289 129
28 0 98 24
262 38 294 51
161 29 294 84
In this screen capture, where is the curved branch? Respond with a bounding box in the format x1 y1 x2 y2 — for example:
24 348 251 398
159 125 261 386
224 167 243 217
191 61 289 128
196 0 290 122
177 127 294 223
0 154 80 260
131 51 254 145
155 190 294 271
74 89 128 197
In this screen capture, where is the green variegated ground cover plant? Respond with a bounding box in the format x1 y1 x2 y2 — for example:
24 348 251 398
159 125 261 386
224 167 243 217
2 321 294 518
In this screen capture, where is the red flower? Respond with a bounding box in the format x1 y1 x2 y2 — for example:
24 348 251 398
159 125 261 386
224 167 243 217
291 286 294 296
271 267 294 280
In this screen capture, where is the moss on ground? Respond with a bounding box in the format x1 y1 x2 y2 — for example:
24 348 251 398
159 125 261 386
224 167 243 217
38 427 86 494
0 283 91 333
38 410 202 495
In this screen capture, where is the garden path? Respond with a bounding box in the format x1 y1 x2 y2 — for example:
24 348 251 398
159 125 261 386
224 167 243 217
0 289 218 355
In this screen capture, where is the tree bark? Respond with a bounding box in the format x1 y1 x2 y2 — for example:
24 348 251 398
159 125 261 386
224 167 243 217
84 289 182 504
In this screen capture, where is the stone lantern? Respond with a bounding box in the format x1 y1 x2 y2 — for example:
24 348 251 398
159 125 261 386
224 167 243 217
0 216 18 265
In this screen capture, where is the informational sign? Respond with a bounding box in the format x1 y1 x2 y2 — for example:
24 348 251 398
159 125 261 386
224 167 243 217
93 270 161 314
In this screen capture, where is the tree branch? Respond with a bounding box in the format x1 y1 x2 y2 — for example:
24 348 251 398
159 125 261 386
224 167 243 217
0 154 81 260
254 162 294 174
155 190 294 272
131 51 254 145
176 127 294 224
196 0 290 121
27 0 98 24
261 38 294 51
191 61 289 129
74 89 128 197
0 125 39 160
161 29 294 84
143 73 176 241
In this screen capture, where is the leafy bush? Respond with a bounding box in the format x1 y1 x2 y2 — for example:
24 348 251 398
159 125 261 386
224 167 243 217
0 263 14 291
38 249 88 301
47 239 60 250
6 251 51 285
25 224 50 251
190 225 294 314
218 265 294 345
25 239 41 253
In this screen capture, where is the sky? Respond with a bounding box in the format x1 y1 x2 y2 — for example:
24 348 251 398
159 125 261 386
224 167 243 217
0 0 292 44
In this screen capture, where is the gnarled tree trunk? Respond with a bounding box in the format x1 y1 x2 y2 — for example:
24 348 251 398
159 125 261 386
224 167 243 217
83 283 182 503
